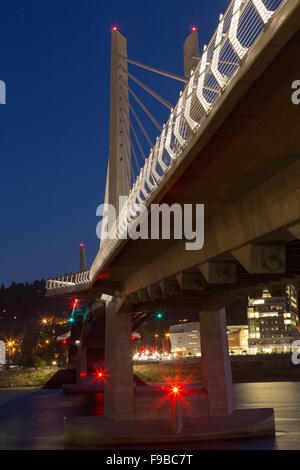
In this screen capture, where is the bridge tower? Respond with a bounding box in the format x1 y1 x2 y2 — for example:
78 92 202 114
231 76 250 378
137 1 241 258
74 29 132 393
79 243 86 272
183 28 200 78
105 28 131 215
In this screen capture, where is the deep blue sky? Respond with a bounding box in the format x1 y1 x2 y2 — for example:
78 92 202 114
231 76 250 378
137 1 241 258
0 0 228 286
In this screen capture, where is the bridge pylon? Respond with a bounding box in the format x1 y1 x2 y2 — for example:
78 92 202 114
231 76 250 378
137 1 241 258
105 29 131 216
80 243 86 272
183 28 200 78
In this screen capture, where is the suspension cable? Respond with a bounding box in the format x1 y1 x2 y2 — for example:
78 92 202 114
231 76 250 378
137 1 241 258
122 57 188 83
127 84 162 132
120 142 131 193
120 86 153 147
120 156 128 195
121 129 135 183
120 100 146 161
121 77 162 131
126 70 173 110
120 111 140 173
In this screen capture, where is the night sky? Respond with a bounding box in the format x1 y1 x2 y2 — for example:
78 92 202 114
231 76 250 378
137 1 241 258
0 0 228 286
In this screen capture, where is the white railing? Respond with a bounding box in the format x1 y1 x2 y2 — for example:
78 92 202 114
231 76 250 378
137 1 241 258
46 270 90 290
47 0 284 292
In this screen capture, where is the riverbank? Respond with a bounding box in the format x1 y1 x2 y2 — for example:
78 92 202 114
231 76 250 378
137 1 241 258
1 356 300 389
0 368 58 389
134 356 300 385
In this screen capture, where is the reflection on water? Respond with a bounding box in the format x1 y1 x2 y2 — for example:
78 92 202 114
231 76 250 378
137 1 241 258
0 382 299 450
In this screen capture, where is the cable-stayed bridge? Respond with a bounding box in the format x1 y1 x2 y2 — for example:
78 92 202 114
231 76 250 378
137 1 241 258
47 0 300 445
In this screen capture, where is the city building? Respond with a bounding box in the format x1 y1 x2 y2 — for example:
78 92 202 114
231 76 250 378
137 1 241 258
0 339 5 369
227 325 249 354
169 322 250 356
169 322 201 356
248 285 300 353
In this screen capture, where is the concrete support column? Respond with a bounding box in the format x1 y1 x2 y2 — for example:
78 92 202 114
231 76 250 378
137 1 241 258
199 308 234 416
104 298 134 421
76 344 87 385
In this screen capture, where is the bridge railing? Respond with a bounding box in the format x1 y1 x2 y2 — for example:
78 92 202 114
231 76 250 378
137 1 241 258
46 270 90 291
47 0 284 292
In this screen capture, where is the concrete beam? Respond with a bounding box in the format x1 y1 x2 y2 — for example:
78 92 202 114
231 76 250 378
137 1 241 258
199 261 236 284
129 292 139 305
147 284 163 301
176 272 205 291
159 278 180 296
231 244 286 274
287 221 300 239
137 288 149 303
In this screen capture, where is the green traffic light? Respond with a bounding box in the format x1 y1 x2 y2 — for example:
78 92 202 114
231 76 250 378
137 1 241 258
155 311 164 320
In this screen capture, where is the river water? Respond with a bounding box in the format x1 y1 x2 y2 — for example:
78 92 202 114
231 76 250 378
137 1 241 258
0 382 299 450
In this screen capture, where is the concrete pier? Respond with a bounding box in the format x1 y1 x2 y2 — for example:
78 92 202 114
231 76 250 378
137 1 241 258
103 298 135 421
200 308 234 416
64 301 275 447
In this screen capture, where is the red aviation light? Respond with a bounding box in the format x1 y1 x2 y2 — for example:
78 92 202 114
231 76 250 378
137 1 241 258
112 26 118 31
192 26 197 32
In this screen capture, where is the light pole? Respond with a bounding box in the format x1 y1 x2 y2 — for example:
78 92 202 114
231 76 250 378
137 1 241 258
171 386 183 434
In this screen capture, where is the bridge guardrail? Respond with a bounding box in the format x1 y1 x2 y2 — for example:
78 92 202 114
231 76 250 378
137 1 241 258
46 270 90 290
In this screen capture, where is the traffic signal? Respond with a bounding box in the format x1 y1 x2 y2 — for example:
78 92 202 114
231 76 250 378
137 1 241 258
155 311 165 320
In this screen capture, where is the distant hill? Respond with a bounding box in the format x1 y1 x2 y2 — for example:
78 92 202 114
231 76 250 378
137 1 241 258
0 280 69 338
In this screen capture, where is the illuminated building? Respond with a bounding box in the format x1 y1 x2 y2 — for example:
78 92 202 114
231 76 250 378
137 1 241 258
248 285 300 353
170 322 249 356
227 326 249 354
169 322 201 356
